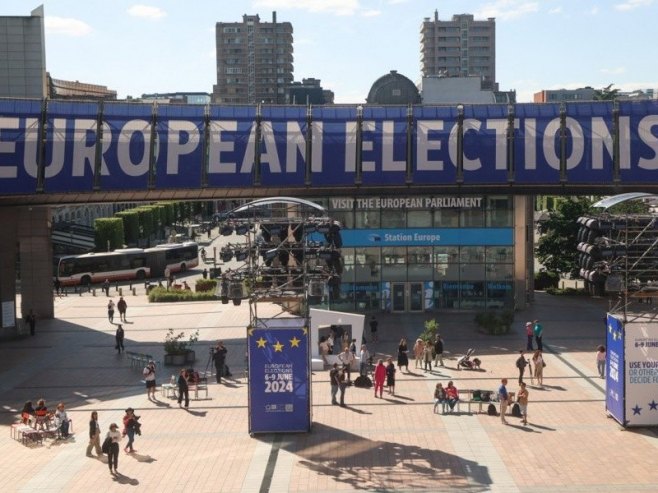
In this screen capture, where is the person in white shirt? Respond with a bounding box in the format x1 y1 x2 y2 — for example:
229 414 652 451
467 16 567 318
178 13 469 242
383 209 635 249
359 344 370 377
338 347 354 382
106 423 122 474
143 361 157 399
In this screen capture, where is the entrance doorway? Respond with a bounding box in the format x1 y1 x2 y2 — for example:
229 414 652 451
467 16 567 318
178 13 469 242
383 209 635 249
391 282 424 312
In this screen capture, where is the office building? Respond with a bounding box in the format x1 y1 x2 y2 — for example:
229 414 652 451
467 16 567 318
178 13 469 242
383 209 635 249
213 12 293 104
286 78 333 105
420 10 496 90
0 6 47 98
48 74 117 100
533 88 596 103
140 92 211 104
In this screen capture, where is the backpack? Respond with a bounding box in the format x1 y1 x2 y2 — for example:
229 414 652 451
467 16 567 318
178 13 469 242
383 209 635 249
487 403 497 416
101 436 111 454
354 375 372 388
511 403 522 417
516 356 526 369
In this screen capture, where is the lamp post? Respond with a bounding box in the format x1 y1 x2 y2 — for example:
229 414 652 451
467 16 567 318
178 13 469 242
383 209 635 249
507 103 515 182
456 104 464 184
355 104 363 185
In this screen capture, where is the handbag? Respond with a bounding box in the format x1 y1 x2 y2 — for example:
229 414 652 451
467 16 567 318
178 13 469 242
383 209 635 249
101 436 111 454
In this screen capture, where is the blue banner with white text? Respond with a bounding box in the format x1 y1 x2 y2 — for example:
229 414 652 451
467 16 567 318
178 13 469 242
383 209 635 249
606 313 625 425
248 318 311 434
1 100 658 193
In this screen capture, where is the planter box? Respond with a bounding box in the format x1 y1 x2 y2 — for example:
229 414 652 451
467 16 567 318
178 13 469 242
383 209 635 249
164 350 195 366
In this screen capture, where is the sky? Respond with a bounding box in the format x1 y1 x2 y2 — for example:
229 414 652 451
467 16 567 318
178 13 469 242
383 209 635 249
2 0 657 103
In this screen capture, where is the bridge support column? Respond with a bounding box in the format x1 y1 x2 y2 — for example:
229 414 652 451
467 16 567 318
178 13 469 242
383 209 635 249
18 206 54 323
514 195 535 310
0 207 20 337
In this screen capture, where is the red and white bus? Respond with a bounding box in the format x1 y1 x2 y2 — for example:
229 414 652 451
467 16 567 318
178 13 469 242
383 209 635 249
55 242 199 287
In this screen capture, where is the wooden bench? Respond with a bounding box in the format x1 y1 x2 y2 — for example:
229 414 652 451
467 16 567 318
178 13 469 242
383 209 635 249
438 389 497 414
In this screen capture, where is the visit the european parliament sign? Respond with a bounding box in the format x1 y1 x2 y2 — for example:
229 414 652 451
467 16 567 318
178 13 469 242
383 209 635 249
248 317 311 434
1 99 658 194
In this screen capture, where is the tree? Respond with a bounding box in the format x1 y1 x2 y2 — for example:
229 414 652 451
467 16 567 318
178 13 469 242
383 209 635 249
594 83 620 101
94 218 124 251
536 197 594 278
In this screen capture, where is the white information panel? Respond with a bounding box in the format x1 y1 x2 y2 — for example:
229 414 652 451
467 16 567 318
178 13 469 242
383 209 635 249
624 321 658 426
1 301 15 329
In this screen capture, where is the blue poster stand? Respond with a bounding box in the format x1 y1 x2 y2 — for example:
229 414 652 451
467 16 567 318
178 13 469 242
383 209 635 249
248 317 312 434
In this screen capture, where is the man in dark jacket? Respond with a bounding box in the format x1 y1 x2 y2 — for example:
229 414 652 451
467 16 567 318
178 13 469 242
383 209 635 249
212 341 228 383
433 334 444 367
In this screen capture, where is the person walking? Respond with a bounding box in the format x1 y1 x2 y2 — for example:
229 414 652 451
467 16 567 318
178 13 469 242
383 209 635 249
532 350 545 387
413 339 424 369
106 423 121 475
177 369 189 408
329 363 340 405
338 366 348 407
596 345 606 378
117 296 127 322
533 319 544 351
517 382 529 425
373 359 386 398
423 340 433 372
143 360 157 399
25 310 36 336
433 334 444 367
122 408 140 453
498 378 510 424
115 324 125 354
386 358 396 395
107 299 115 323
369 315 378 343
397 338 409 373
516 350 528 384
86 411 102 457
212 341 228 383
525 322 534 351
103 279 110 297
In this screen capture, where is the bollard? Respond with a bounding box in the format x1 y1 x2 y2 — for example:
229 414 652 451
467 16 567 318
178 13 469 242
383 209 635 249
115 282 119 292
132 287 136 296
119 287 123 296
92 288 96 296
129 281 133 290
79 289 82 296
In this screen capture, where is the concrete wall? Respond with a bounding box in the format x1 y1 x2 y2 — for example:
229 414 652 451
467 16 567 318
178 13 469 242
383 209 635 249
514 195 534 309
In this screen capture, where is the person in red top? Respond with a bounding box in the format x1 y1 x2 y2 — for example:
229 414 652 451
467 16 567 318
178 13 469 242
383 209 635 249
373 359 386 398
445 381 459 412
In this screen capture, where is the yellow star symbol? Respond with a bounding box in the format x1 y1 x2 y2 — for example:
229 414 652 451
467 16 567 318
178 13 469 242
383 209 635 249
289 336 301 348
256 337 267 348
302 327 308 335
273 340 284 352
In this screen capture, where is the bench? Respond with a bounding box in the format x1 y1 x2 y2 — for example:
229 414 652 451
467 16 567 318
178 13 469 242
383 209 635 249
189 376 208 400
437 389 497 414
11 423 43 446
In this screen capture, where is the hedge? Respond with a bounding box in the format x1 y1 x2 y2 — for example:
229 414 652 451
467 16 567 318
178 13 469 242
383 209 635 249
148 287 217 302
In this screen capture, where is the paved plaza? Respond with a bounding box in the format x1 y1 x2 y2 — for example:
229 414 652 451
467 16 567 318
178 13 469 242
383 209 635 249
1 280 658 492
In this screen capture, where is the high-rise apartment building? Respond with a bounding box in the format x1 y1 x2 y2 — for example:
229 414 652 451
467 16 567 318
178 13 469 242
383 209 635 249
213 12 293 104
0 6 47 98
420 10 496 90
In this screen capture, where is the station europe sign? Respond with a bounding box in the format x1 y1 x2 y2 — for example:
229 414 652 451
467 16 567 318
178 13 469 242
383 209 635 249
1 100 658 194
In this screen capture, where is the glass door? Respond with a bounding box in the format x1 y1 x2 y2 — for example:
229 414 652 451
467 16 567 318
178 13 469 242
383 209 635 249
392 283 406 312
409 282 424 311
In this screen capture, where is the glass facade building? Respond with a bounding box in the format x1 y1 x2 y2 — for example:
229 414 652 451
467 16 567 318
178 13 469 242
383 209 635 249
313 195 516 312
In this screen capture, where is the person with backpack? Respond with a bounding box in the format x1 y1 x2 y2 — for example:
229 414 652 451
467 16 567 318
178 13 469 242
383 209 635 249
115 324 125 354
516 350 528 384
117 296 127 322
525 322 534 351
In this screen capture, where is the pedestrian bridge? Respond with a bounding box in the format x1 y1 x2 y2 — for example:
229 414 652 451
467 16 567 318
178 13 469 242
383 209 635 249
1 98 658 206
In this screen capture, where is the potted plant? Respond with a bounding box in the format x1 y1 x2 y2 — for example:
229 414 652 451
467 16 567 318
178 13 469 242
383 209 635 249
163 328 199 366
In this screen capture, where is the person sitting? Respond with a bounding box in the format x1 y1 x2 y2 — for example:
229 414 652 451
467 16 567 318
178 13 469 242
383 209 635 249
183 281 191 291
445 381 460 412
34 399 50 430
21 401 35 426
55 402 72 438
433 383 448 414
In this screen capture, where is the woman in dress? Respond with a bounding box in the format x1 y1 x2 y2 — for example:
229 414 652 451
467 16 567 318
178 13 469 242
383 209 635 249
386 358 396 395
373 359 386 398
397 338 409 373
532 350 544 387
413 339 424 369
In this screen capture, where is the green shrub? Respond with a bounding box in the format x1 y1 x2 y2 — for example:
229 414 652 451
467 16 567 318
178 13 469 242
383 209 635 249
534 270 560 290
418 318 439 343
195 279 217 293
474 310 514 335
148 287 216 302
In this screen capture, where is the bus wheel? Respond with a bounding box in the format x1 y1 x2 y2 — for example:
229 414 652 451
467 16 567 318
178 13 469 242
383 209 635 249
136 270 146 280
180 263 187 272
81 276 91 288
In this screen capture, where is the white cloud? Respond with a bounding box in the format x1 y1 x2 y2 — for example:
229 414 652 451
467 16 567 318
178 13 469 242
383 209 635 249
475 1 540 21
254 0 361 16
127 5 167 20
387 0 410 4
548 6 562 14
615 0 654 11
45 17 92 37
589 6 600 14
361 9 381 17
600 67 627 75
